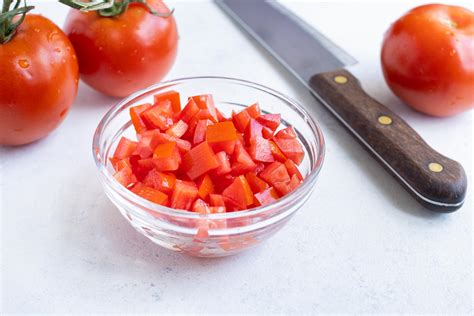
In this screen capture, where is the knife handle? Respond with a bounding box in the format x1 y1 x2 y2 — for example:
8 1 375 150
309 69 467 212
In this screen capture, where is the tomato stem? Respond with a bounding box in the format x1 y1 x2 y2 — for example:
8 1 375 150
0 0 34 44
58 0 174 18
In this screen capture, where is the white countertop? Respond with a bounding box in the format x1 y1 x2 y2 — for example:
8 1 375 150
1 0 472 313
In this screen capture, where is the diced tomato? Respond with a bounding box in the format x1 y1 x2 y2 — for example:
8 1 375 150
153 132 191 154
142 100 174 131
216 108 228 122
245 172 269 193
275 126 297 139
182 141 219 180
273 137 304 165
248 137 274 163
209 194 226 207
154 90 181 113
246 103 261 118
284 159 303 181
231 141 256 176
134 131 161 158
191 94 218 121
259 161 290 186
111 157 131 171
195 109 218 123
244 119 263 144
166 120 188 138
274 174 302 196
143 169 176 194
133 186 168 206
153 142 181 171
256 113 281 131
113 137 137 160
262 126 274 139
232 109 251 133
193 198 210 213
269 140 287 162
129 103 151 133
180 98 200 122
206 121 238 154
222 175 254 210
197 174 214 200
193 119 211 145
130 155 154 181
170 180 198 210
113 165 137 187
212 174 235 193
254 163 266 174
254 187 279 206
214 151 231 175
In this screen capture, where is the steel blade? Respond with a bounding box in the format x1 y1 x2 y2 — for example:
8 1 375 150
216 0 357 85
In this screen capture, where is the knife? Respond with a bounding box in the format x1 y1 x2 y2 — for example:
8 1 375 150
216 0 467 212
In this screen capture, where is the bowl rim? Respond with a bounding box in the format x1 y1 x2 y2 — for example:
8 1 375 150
93 76 325 220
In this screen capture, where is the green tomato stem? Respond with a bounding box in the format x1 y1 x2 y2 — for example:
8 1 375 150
58 0 173 18
0 0 34 44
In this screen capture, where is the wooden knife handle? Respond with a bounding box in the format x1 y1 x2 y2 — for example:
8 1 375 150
309 69 467 212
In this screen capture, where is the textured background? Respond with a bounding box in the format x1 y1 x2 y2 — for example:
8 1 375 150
1 0 472 313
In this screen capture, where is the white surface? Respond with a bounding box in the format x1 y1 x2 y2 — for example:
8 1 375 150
1 0 473 314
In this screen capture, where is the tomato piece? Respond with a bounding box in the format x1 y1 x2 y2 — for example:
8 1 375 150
275 126 297 139
245 172 269 193
206 121 238 154
141 100 174 131
284 159 303 181
153 142 181 171
152 132 191 154
256 113 281 131
273 137 304 165
134 131 163 158
254 163 266 174
222 175 254 210
209 194 226 207
129 155 154 181
214 151 231 175
197 174 214 200
143 169 176 194
254 187 279 206
166 120 188 138
244 119 263 143
193 119 212 145
113 137 138 160
259 161 290 186
274 174 302 196
216 109 228 122
232 109 251 133
193 198 210 213
182 141 219 180
180 98 200 122
195 109 218 123
248 137 274 163
246 103 261 118
112 158 132 172
129 103 152 133
191 94 218 121
212 174 235 193
133 186 168 206
154 90 181 113
269 140 287 162
231 141 257 176
170 180 198 210
113 165 137 187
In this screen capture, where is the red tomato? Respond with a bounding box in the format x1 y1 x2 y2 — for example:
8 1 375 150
381 4 474 116
0 15 79 145
64 0 178 97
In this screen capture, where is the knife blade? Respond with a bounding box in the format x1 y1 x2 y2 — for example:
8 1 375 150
216 0 467 212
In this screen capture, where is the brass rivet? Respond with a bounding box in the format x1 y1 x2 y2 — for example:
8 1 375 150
378 115 393 125
429 162 443 173
334 75 348 84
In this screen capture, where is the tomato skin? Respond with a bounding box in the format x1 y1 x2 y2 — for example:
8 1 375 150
381 4 474 117
0 15 79 146
64 0 178 97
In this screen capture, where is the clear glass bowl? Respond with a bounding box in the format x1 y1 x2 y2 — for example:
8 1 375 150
93 77 325 257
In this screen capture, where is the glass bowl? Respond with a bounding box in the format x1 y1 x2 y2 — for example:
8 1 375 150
93 76 325 257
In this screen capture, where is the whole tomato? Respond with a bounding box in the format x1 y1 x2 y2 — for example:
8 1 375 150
381 4 474 117
0 14 79 146
64 0 178 98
